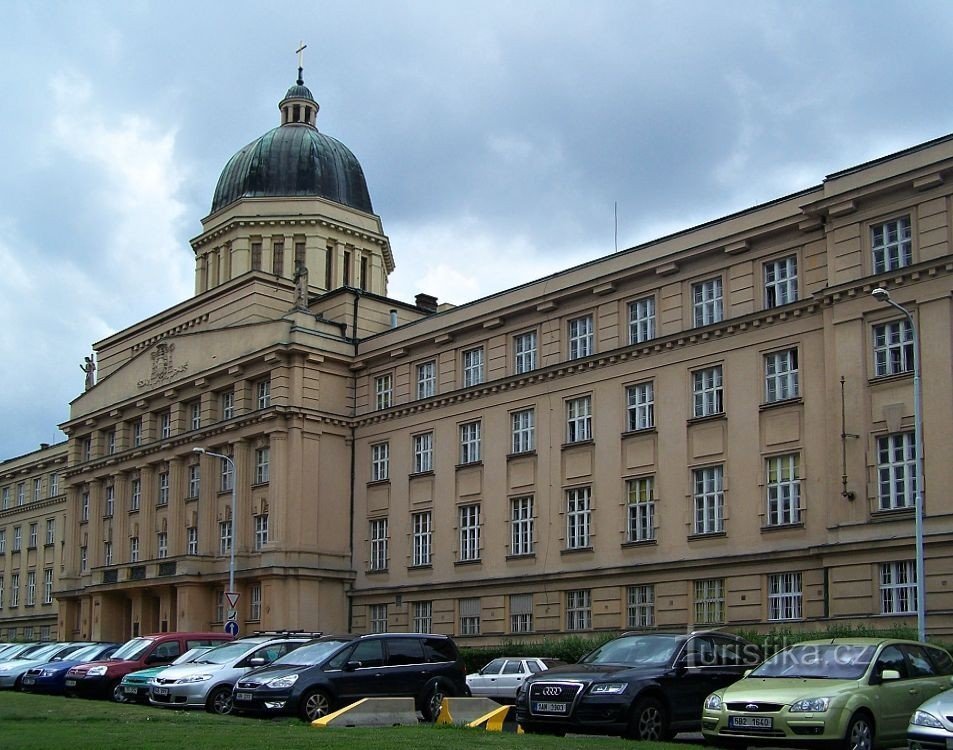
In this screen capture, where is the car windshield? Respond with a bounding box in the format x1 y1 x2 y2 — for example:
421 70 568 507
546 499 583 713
191 642 257 664
60 644 106 663
109 638 155 661
171 646 216 665
751 644 876 679
271 639 351 666
49 644 89 661
581 635 681 666
15 643 62 661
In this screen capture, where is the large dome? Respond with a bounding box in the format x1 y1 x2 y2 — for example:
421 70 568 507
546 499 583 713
209 79 373 215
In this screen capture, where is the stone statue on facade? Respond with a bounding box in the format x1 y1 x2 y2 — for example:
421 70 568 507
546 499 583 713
294 259 309 309
81 355 96 390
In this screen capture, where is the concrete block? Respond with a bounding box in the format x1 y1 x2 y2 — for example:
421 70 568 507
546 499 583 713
435 697 503 725
311 697 419 727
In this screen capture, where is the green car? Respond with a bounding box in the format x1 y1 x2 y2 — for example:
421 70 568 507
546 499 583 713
702 638 953 750
118 645 220 702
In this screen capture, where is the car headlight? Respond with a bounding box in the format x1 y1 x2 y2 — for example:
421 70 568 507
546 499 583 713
86 666 108 677
704 693 723 711
911 710 944 729
39 669 55 677
589 682 627 695
178 674 212 684
265 673 299 689
790 697 830 713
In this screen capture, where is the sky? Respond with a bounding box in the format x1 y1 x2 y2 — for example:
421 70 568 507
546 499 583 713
3 0 953 459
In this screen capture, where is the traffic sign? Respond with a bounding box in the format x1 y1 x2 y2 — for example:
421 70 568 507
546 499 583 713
224 620 239 637
226 610 237 621
225 592 240 609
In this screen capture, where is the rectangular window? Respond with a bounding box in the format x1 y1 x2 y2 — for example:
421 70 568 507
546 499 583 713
33 477 42 500
509 593 534 633
413 432 433 473
458 504 481 562
132 419 142 448
413 601 432 633
26 571 36 606
566 487 591 549
219 520 232 555
254 514 269 550
0 529 5 554
13 526 21 551
514 331 537 373
877 432 917 510
188 465 200 498
627 584 655 629
130 536 140 563
104 485 115 517
272 240 284 276
369 603 388 633
369 518 388 571
510 496 534 556
566 589 591 631
459 597 481 635
251 241 262 270
375 373 393 410
220 456 234 492
371 442 389 482
462 347 485 387
255 447 270 484
49 473 59 497
0 575 4 608
80 546 87 572
187 526 198 555
17 482 25 505
693 365 724 417
765 348 799 403
766 454 801 525
104 541 113 566
220 390 234 420
626 382 654 431
1 486 8 509
873 320 914 377
566 396 592 443
412 511 432 567
43 568 53 605
693 277 723 327
157 472 169 506
257 378 271 409
130 479 141 512
628 296 656 344
189 401 201 430
872 216 912 274
28 522 38 549
159 411 172 440
459 421 481 464
693 466 725 534
215 590 225 622
416 361 436 399
694 578 725 624
568 315 594 359
764 255 798 308
10 573 19 607
249 583 262 621
157 532 168 559
45 518 55 545
768 572 802 621
881 560 917 614
511 408 535 454
626 477 656 543
81 439 91 463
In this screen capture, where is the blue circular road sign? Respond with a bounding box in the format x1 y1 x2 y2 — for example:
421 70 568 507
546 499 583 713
225 620 239 636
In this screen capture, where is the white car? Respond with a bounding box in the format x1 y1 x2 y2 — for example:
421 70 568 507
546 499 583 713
909 685 953 750
466 657 565 702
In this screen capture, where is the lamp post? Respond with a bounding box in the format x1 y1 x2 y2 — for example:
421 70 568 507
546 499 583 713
871 287 925 640
192 447 237 606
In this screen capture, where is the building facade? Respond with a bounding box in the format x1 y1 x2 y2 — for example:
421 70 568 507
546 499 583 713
1 72 951 643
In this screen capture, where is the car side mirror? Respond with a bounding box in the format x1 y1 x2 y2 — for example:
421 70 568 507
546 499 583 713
344 661 361 672
247 657 265 666
743 668 753 678
880 669 901 682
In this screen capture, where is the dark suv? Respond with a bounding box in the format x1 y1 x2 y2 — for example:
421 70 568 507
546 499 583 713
231 633 468 722
515 631 760 740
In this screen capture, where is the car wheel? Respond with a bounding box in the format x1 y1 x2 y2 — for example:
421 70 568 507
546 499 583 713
110 681 128 703
206 685 233 715
299 688 332 722
422 681 453 722
627 696 670 741
845 712 874 750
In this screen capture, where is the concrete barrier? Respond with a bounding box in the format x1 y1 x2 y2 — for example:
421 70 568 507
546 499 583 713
310 697 419 728
466 703 522 733
435 697 505 725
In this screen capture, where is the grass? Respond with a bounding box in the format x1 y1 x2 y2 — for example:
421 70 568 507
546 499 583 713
0 692 700 750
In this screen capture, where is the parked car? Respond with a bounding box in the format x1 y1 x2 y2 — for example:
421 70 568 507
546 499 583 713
20 643 120 694
515 631 760 740
909 684 953 750
232 633 468 722
0 643 43 663
0 642 94 689
65 632 232 701
467 657 565 702
701 638 953 750
118 645 221 702
149 635 312 714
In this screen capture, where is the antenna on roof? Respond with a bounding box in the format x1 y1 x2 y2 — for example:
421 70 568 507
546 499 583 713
614 201 619 252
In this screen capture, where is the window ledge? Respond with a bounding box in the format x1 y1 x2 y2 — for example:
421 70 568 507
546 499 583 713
621 539 658 549
454 558 482 567
409 470 434 479
869 371 913 387
687 531 727 541
505 552 536 561
759 397 803 411
761 521 805 533
506 450 537 461
251 482 269 489
687 414 726 425
561 546 594 555
561 439 594 450
367 479 391 487
871 507 915 521
455 461 483 470
407 563 433 571
621 428 657 438
365 568 388 576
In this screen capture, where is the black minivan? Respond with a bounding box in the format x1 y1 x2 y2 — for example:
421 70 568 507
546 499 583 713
231 633 468 722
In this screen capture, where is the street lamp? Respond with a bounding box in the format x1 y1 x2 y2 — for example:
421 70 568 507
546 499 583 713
871 287 925 640
192 447 237 608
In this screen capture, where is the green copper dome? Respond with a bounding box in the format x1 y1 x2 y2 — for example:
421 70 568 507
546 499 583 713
210 78 373 215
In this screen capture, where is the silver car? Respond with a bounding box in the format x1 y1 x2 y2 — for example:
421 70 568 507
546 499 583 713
0 642 92 689
909 684 953 750
466 657 565 702
149 636 309 714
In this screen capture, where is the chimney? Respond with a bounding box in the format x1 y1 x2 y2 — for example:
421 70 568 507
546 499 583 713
389 309 398 328
415 293 438 313
40 443 50 450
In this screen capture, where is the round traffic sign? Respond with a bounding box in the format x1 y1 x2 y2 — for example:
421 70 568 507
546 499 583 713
224 620 239 636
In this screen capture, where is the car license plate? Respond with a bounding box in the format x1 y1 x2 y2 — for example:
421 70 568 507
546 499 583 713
65 679 76 687
123 685 139 694
728 716 773 729
153 687 169 696
533 701 569 714
22 676 35 685
234 692 252 702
